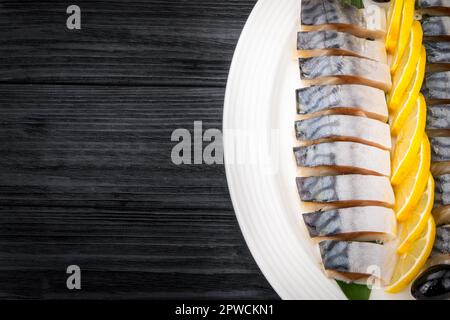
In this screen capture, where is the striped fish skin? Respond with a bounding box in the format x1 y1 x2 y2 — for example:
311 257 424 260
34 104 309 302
423 16 450 38
296 84 388 121
425 41 450 64
319 240 389 283
418 0 450 7
427 105 450 129
295 114 391 150
301 0 364 27
433 225 450 256
299 56 391 91
427 105 450 134
431 137 450 162
297 31 386 62
418 0 450 15
296 174 395 206
302 206 396 240
423 71 450 101
293 142 391 176
435 174 450 207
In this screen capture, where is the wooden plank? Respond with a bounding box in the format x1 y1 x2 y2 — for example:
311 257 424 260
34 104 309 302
0 84 277 299
0 0 257 86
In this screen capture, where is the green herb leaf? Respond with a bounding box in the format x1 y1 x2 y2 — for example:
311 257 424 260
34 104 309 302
337 281 372 300
341 0 365 9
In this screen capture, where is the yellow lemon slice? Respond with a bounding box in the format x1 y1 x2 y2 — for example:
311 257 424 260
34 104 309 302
385 215 435 293
397 174 434 254
390 46 426 135
394 136 431 222
386 0 404 53
390 0 415 73
388 21 423 110
391 94 427 185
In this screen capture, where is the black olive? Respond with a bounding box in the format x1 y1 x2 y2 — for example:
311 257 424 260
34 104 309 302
411 264 450 300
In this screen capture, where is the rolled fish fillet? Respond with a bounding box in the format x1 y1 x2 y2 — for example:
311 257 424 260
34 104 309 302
422 16 450 39
302 206 397 241
319 240 392 284
295 114 392 150
300 0 386 39
297 30 387 63
296 84 388 122
299 56 391 92
417 0 450 15
296 174 395 207
435 174 450 207
427 105 450 136
422 71 450 102
293 141 391 177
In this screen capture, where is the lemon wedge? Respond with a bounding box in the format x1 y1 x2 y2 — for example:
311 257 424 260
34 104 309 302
397 174 434 254
388 21 423 110
390 46 426 135
386 0 404 53
391 94 427 185
390 0 415 73
394 135 431 222
385 215 435 293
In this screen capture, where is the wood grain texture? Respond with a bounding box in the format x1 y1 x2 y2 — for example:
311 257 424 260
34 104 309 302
0 0 278 299
0 0 255 87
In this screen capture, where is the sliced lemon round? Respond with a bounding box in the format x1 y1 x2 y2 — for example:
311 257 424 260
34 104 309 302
385 215 435 293
386 0 405 53
391 94 427 186
390 47 426 134
390 0 416 73
394 136 431 222
388 21 423 110
397 174 434 254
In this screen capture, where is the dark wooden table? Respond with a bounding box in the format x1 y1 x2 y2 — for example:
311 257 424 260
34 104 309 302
0 0 278 299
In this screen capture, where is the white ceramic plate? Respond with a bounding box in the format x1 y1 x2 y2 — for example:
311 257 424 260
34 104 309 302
223 0 410 300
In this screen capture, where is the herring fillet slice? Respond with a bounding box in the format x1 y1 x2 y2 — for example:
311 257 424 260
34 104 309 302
422 16 450 39
430 137 450 177
295 114 392 150
432 225 450 255
427 105 450 136
431 137 450 162
435 174 450 207
296 84 388 122
319 240 391 283
299 56 391 92
300 0 385 39
422 71 450 101
418 0 450 7
293 141 391 177
296 175 395 207
302 206 397 241
297 30 387 63
425 41 450 64
417 0 450 15
427 105 450 129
